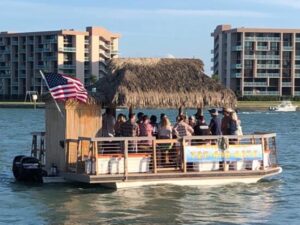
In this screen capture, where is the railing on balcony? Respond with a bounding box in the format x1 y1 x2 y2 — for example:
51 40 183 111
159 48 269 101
283 46 293 51
256 46 269 51
58 64 76 70
244 82 267 87
232 46 242 51
231 63 242 69
256 73 280 78
294 91 300 96
257 64 280 69
59 47 76 52
295 65 300 69
282 82 292 87
231 73 241 78
244 91 280 96
256 55 280 60
245 37 280 42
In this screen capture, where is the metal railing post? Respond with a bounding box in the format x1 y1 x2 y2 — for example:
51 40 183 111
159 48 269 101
124 140 128 180
182 138 187 173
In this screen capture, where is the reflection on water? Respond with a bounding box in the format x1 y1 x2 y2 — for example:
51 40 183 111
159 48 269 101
0 109 298 224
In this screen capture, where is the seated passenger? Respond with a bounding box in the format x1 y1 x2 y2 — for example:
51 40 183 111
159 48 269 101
139 115 153 137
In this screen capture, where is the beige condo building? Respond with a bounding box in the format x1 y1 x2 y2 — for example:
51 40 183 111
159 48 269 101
0 26 120 97
212 24 300 97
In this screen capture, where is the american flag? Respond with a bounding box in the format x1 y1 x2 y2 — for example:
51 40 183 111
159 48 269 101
43 72 88 103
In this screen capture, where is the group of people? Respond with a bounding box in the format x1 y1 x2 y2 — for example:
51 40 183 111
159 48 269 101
102 107 243 139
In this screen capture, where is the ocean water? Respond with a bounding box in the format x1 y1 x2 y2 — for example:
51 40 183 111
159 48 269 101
0 108 298 225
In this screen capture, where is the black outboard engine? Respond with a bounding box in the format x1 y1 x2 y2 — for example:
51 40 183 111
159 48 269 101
12 155 43 183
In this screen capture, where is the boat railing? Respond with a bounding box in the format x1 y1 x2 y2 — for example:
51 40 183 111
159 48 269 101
64 133 279 178
31 132 46 166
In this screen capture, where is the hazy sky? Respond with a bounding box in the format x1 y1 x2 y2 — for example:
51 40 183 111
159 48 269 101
1 0 300 73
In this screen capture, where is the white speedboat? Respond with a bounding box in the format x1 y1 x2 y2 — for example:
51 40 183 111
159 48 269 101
269 101 297 112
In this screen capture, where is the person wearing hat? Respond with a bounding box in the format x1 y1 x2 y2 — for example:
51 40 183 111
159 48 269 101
221 108 234 135
208 109 222 135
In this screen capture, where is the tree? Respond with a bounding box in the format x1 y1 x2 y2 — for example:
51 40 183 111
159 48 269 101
211 74 220 83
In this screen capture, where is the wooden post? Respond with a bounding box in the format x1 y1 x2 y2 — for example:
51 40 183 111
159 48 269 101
65 140 69 172
124 140 128 180
94 141 98 175
76 140 81 174
152 139 157 174
261 138 265 169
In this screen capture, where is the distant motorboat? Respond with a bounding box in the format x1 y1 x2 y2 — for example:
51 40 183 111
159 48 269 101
269 101 297 112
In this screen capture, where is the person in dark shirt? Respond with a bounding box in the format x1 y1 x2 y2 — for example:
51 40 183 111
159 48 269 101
208 109 222 135
220 108 233 135
194 116 211 136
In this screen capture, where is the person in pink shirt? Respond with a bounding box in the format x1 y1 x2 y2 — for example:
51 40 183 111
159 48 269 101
139 115 153 147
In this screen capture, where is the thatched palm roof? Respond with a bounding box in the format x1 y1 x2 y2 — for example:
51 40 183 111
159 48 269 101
94 58 236 108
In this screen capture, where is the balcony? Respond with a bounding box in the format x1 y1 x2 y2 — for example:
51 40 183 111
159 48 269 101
111 50 119 55
0 72 10 78
231 73 241 78
27 40 34 45
244 55 255 60
59 47 76 52
256 55 280 60
295 65 300 69
27 56 34 61
43 39 57 44
19 72 26 78
244 91 280 96
231 63 242 69
245 37 280 42
282 82 292 87
35 47 44 52
294 91 300 96
256 73 280 78
99 50 110 59
0 65 11 70
244 82 267 87
84 40 89 45
84 49 89 53
19 65 26 70
11 40 18 45
295 73 300 78
296 38 300 42
257 64 280 69
256 46 269 51
44 56 57 61
58 64 76 70
84 56 89 61
35 65 46 70
232 46 242 51
100 42 110 50
295 56 300 60
283 46 293 51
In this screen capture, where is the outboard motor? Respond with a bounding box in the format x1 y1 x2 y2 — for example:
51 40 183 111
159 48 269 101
12 155 43 183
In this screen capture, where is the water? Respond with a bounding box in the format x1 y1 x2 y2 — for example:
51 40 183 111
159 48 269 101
0 108 298 225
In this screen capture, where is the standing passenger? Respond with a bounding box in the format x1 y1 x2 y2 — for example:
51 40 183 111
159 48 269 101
173 115 194 138
221 108 233 135
150 115 158 136
137 112 144 124
114 114 126 137
194 116 211 136
230 111 243 136
158 116 173 139
208 109 222 135
139 115 153 137
102 108 116 137
121 113 139 137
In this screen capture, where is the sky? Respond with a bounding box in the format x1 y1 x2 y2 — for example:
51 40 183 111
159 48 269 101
1 0 300 73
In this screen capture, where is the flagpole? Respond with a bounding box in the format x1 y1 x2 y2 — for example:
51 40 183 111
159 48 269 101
39 70 65 120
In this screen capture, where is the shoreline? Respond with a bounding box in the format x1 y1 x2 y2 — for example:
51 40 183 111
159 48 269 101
0 101 298 111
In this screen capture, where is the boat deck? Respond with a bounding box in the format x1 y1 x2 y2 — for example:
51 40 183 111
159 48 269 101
62 167 282 184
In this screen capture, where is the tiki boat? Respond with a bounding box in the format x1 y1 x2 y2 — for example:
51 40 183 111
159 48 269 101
14 58 282 188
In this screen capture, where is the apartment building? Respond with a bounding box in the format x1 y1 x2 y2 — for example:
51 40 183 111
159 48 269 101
212 24 300 97
0 26 120 97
